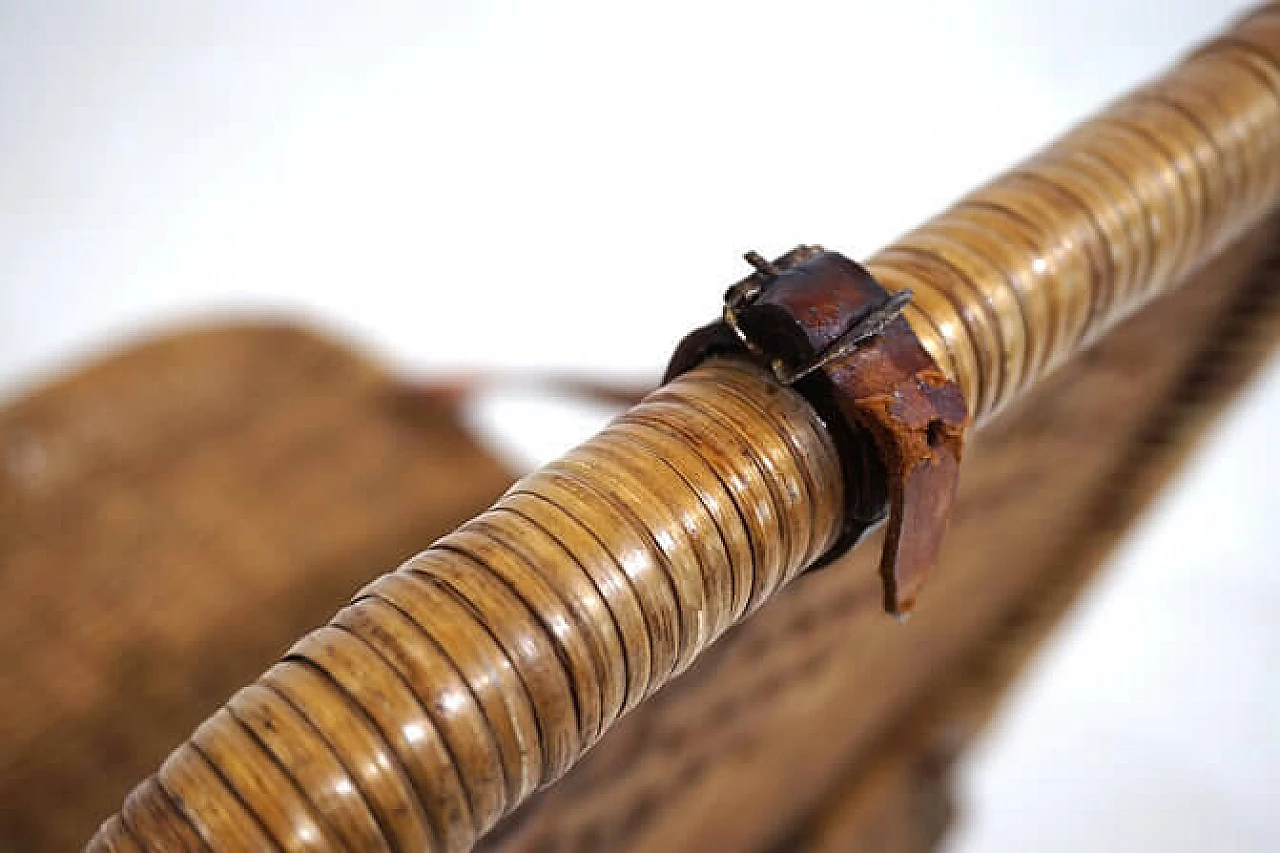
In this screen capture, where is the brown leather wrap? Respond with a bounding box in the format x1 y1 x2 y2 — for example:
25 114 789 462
666 249 969 614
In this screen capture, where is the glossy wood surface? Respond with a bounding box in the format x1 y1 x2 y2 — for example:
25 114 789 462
871 3 1280 421
89 360 843 852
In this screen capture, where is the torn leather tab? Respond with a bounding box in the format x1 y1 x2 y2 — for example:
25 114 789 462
665 248 970 615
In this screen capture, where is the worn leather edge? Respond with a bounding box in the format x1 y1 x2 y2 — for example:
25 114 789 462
666 250 970 613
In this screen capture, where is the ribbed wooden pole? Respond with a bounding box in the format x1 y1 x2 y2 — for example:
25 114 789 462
90 360 845 852
873 4 1280 422
91 4 1280 851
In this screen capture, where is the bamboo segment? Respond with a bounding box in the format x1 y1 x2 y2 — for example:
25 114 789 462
90 5 1280 851
870 5 1280 420
89 360 844 852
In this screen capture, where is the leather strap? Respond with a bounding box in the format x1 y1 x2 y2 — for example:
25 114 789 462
666 248 969 614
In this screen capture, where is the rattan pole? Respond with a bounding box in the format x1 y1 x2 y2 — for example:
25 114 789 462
873 3 1280 421
90 5 1280 851
90 360 842 853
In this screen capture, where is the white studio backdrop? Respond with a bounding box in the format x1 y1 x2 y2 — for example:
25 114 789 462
2 2 1276 850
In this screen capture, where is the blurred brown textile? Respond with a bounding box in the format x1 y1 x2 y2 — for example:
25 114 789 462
0 325 516 849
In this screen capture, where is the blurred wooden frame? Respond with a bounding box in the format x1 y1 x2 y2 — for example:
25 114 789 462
1 218 1278 851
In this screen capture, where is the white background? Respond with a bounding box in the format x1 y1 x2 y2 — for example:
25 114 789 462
2 2 1276 850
